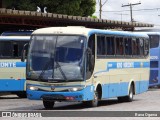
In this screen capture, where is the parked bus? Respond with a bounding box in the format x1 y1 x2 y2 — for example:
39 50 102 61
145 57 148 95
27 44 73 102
0 36 30 98
147 32 160 87
135 30 160 87
23 27 149 108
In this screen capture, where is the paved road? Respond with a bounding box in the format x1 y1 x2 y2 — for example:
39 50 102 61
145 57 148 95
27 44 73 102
0 88 160 119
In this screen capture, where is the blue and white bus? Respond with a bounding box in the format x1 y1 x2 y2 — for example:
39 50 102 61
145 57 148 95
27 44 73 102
0 36 30 98
24 27 149 108
148 33 160 87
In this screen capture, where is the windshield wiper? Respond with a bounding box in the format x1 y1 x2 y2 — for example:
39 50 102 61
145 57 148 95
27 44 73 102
51 36 68 82
54 61 68 81
38 59 53 81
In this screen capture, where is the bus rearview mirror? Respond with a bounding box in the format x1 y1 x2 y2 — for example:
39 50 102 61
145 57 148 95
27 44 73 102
21 43 28 62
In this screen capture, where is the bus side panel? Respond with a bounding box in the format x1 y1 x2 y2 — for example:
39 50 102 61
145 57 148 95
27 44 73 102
140 80 149 93
135 68 149 94
135 81 140 94
135 80 149 94
108 83 119 98
149 48 160 87
101 84 109 98
119 82 129 96
95 60 149 99
0 79 25 91
0 61 26 92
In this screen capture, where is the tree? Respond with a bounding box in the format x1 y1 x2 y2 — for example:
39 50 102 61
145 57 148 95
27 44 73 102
9 0 96 17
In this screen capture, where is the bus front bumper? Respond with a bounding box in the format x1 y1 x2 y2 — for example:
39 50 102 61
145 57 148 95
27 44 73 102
27 85 94 102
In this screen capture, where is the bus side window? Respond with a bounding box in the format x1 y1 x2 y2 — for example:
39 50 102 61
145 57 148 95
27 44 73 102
124 38 132 55
144 38 149 56
106 36 115 55
88 35 95 56
116 37 124 55
13 42 18 57
86 34 95 79
139 38 144 56
132 38 138 55
97 35 105 56
0 41 12 58
136 38 140 55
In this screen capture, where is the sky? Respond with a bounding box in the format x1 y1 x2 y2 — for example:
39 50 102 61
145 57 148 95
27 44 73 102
93 0 160 28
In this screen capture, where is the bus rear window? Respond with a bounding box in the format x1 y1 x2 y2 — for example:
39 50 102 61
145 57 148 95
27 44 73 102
149 35 159 48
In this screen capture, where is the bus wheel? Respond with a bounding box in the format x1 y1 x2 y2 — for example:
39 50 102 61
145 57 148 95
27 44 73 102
16 92 27 98
126 84 134 102
43 100 55 109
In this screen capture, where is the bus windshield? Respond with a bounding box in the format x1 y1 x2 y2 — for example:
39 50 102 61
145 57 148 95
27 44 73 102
27 35 86 82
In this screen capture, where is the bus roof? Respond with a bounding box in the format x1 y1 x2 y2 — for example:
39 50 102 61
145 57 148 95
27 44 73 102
0 36 30 41
32 26 148 38
1 31 33 36
143 32 160 35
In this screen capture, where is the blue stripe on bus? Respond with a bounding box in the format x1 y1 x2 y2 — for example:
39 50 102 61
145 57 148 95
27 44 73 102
16 62 26 67
27 80 148 101
107 62 150 70
0 79 25 91
94 62 149 75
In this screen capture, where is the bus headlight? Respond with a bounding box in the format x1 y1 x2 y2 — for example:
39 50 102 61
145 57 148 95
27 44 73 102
68 87 84 92
27 85 38 91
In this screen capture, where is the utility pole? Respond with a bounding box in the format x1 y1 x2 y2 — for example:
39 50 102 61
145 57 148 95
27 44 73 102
122 2 141 23
99 0 102 19
99 0 108 19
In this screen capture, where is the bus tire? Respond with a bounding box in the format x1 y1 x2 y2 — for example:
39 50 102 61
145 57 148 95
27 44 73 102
16 92 27 98
125 84 134 102
43 100 55 109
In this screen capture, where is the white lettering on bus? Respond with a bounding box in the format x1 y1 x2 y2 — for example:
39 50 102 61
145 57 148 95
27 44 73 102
0 62 16 68
117 62 123 68
150 56 158 60
123 62 134 68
